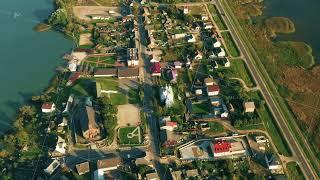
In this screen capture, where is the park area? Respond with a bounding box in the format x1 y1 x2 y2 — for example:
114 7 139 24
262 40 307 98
118 126 143 145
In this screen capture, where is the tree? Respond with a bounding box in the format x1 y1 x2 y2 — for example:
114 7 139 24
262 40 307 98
48 8 69 27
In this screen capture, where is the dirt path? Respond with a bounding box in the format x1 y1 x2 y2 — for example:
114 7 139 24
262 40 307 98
230 77 259 92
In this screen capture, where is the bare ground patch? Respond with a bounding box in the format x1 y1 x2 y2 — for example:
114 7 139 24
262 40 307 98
73 6 120 21
117 104 141 127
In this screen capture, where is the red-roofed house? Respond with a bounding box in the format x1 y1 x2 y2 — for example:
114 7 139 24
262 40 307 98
42 103 56 113
213 141 231 157
150 62 161 76
160 121 178 131
67 72 81 86
207 85 220 96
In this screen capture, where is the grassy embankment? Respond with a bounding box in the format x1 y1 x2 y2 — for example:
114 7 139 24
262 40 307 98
221 31 240 57
286 162 305 180
223 0 319 176
207 4 228 30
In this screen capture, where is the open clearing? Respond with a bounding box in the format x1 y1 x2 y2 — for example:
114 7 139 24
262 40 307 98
117 104 141 127
73 6 120 21
79 33 93 46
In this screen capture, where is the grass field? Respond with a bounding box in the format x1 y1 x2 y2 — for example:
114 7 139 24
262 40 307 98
286 162 305 180
93 0 119 6
118 126 142 145
86 56 116 65
95 78 118 91
221 31 240 57
223 59 255 87
70 79 95 96
109 93 127 105
192 103 209 114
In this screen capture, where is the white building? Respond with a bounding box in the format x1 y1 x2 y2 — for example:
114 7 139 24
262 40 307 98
44 159 60 175
217 48 226 57
265 154 282 172
55 136 67 154
160 121 178 131
201 15 209 21
160 85 174 107
42 103 56 113
213 39 222 48
127 48 139 66
244 102 255 113
172 33 186 39
94 157 122 180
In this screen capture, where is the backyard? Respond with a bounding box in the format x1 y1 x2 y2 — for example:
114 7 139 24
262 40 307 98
192 102 209 114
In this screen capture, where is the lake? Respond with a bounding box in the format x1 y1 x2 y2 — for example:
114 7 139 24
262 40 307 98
264 0 320 62
0 0 73 133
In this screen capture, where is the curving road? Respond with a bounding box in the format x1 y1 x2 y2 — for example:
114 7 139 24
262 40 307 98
214 0 318 179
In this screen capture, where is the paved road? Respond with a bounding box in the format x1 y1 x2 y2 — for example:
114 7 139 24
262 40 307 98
214 0 318 179
136 4 171 179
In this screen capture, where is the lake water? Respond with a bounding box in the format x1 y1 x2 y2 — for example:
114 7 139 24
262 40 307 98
264 0 320 62
0 0 73 133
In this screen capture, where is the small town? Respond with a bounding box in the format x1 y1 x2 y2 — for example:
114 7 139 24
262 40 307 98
0 0 318 180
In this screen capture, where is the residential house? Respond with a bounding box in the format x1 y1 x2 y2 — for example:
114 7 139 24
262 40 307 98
44 159 60 175
151 54 161 62
183 7 189 14
118 68 140 79
42 103 56 113
76 162 90 175
94 68 117 77
265 154 282 172
160 85 174 107
53 136 67 155
67 72 81 86
244 102 255 113
212 38 221 48
171 170 182 180
217 47 226 57
255 136 268 143
127 48 139 66
169 69 178 82
209 96 229 118
185 169 199 178
186 34 196 43
79 106 100 140
150 62 161 76
91 14 111 20
95 157 123 180
195 88 203 96
207 85 220 96
146 172 159 180
173 61 182 69
172 33 186 39
204 77 217 86
161 129 182 147
160 121 178 131
204 22 213 29
194 51 203 61
201 15 209 21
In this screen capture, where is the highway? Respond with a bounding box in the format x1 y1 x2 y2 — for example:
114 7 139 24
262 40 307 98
214 0 318 179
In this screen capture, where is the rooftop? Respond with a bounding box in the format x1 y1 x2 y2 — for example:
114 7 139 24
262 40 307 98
97 157 122 170
118 68 139 78
75 162 90 175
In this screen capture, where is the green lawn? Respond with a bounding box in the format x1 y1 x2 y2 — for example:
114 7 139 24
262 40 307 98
286 162 305 180
221 31 240 57
87 56 116 64
118 126 142 145
226 58 255 87
70 79 95 96
94 78 118 91
109 93 128 105
208 122 224 133
128 89 141 104
192 103 209 114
